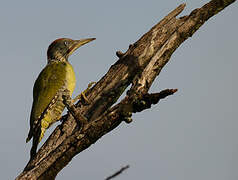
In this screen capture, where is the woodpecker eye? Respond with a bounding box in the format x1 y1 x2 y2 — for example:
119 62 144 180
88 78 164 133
64 41 69 46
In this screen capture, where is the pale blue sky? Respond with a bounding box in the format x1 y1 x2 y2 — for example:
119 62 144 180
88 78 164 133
0 1 237 180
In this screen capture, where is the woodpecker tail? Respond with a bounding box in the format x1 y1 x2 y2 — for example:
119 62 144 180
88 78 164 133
26 130 33 143
29 127 42 159
30 136 38 159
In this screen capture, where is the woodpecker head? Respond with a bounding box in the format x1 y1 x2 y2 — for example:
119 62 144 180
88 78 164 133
47 38 95 63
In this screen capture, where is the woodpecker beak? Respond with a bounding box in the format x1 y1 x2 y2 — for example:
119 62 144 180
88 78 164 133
68 38 96 56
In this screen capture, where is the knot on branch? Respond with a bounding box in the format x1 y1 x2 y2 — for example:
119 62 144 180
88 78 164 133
116 51 125 58
118 99 133 123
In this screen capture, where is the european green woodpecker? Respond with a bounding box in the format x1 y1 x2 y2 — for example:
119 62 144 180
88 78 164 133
26 38 95 158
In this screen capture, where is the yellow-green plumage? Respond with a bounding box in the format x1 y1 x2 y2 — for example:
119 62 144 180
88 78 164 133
29 61 76 142
26 37 95 159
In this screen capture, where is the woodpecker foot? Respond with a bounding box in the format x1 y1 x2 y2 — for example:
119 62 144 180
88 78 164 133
62 90 88 128
73 82 96 104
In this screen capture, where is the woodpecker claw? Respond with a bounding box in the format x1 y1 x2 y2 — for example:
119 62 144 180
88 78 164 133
73 82 96 104
62 90 88 129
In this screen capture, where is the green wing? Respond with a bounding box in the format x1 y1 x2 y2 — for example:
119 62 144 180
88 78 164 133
31 62 68 121
27 62 68 141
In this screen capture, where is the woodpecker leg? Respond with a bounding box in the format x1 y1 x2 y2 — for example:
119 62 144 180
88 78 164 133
73 82 96 104
62 90 88 128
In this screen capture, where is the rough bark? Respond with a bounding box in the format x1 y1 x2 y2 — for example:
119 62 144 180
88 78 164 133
16 0 236 179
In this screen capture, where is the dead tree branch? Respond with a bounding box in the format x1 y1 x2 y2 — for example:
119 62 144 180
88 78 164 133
16 0 236 179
